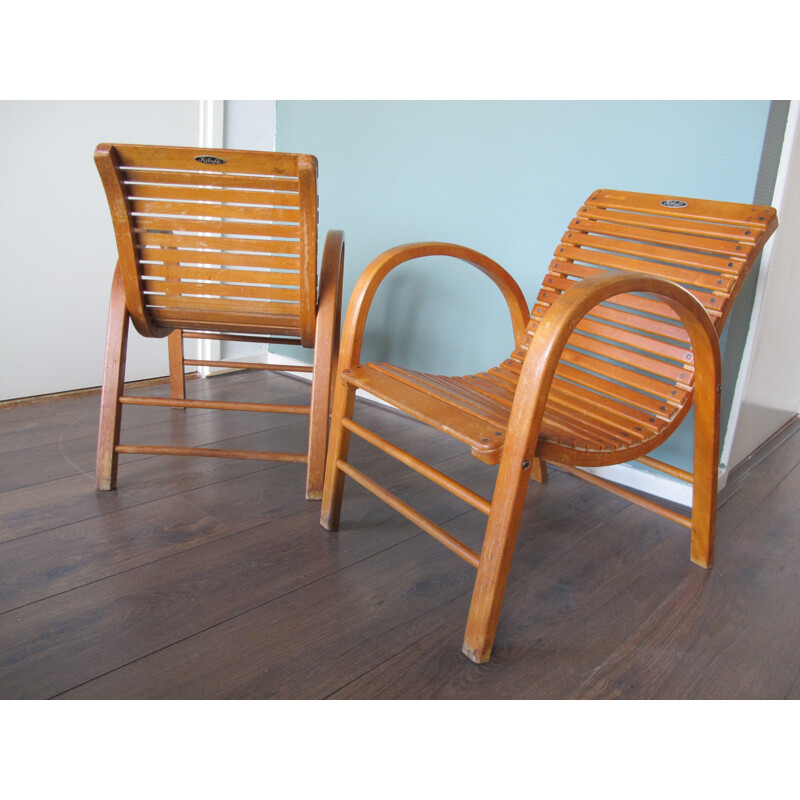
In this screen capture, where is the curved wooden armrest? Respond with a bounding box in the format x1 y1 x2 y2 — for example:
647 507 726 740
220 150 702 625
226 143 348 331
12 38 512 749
317 230 345 347
506 269 722 463
337 242 529 372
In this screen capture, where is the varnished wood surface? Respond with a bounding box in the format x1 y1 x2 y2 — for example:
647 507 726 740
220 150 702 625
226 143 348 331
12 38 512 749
1 369 799 698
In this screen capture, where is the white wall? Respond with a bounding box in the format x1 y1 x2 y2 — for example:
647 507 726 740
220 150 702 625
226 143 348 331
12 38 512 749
726 103 800 469
0 101 200 401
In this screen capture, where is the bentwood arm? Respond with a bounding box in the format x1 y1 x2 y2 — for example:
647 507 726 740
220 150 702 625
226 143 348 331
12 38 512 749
335 242 530 374
461 268 723 662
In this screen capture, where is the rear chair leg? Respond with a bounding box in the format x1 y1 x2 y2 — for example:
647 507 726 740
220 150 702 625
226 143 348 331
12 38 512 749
96 267 129 491
168 329 186 405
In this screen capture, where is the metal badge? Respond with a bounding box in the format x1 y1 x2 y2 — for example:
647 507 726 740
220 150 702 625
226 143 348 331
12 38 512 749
194 155 226 165
660 199 688 208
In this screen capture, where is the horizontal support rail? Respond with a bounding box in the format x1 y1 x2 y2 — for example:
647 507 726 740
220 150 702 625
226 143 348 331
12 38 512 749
635 455 694 484
182 332 302 346
184 358 314 373
119 395 310 414
337 460 480 568
116 444 307 462
343 417 492 515
555 463 692 529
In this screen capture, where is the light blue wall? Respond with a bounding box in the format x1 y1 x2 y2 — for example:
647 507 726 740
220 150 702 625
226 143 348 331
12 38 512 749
276 100 772 469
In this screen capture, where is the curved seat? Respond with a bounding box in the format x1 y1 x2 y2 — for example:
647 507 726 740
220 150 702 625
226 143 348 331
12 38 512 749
321 189 778 663
94 144 344 499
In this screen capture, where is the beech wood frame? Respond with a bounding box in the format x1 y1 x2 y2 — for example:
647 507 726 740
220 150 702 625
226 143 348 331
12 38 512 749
320 190 778 663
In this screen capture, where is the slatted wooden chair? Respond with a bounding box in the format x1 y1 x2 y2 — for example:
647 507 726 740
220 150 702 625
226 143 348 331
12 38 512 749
95 143 344 499
320 189 778 663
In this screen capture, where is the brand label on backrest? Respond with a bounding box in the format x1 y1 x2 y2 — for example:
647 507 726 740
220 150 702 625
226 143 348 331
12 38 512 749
194 155 226 165
660 199 688 208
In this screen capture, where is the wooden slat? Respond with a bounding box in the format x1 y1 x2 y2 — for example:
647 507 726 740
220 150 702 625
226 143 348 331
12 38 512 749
534 295 691 343
567 217 755 259
137 231 301 255
141 264 301 286
343 365 505 462
541 403 637 450
571 316 694 363
373 365 509 429
544 264 726 318
112 144 303 177
130 199 301 223
122 168 300 192
126 184 301 208
144 294 300 317
149 310 303 337
559 231 744 274
141 249 301 270
553 362 678 419
553 246 736 292
547 379 664 434
584 189 774 230
575 206 763 243
133 216 300 239
142 279 300 302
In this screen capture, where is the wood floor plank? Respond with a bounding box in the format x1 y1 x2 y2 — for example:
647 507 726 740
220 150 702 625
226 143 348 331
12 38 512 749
572 459 800 699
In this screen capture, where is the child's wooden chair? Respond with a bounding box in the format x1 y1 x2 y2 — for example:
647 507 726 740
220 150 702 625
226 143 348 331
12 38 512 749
95 143 344 499
320 189 778 662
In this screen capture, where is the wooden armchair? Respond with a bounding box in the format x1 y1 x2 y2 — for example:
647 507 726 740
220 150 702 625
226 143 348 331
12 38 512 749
320 189 778 663
95 144 344 499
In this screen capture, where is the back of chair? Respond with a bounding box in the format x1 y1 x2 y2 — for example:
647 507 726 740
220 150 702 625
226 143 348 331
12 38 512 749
95 144 319 346
517 189 778 461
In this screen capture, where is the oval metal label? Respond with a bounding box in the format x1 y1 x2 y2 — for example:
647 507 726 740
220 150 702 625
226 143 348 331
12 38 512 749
194 155 226 165
660 199 688 208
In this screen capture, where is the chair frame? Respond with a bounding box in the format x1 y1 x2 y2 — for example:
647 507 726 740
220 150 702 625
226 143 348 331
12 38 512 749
95 144 344 499
320 190 778 663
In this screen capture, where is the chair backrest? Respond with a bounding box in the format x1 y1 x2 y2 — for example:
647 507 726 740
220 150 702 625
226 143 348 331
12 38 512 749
517 189 778 458
95 144 319 346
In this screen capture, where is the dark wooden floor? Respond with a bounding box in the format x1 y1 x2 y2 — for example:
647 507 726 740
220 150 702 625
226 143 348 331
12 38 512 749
2 367 800 700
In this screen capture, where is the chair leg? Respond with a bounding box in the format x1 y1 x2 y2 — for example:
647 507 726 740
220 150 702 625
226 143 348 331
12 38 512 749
96 267 129 491
320 379 356 530
306 337 336 500
168 329 186 405
461 455 534 663
689 391 720 569
529 457 548 484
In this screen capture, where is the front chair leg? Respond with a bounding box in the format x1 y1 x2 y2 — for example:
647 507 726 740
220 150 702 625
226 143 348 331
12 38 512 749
461 457 534 663
320 380 357 531
96 267 129 491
